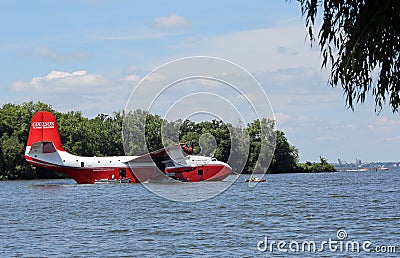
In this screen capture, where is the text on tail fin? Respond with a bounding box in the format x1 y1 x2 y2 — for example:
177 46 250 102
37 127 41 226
27 111 64 151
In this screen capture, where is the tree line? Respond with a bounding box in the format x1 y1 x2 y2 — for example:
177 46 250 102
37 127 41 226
0 102 335 180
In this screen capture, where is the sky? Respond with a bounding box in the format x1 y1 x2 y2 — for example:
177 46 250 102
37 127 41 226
0 0 399 162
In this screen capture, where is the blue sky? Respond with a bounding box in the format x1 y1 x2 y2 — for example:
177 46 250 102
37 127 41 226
1 0 398 162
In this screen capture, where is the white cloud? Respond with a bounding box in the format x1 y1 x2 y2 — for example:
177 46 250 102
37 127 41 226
11 70 105 93
33 46 89 62
377 116 400 126
145 72 166 82
315 136 338 142
382 136 400 143
125 65 138 73
197 78 225 87
263 67 322 86
123 74 141 84
93 31 184 41
368 116 400 134
8 70 135 117
274 112 290 124
152 13 189 29
179 25 323 72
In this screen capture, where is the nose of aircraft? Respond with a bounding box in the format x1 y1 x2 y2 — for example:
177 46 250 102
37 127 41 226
217 162 232 180
224 162 232 172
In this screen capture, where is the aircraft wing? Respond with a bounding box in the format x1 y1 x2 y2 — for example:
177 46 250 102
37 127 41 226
122 144 188 182
163 145 187 166
123 144 188 166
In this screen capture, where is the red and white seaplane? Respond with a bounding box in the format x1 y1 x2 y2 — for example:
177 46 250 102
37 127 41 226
25 111 232 184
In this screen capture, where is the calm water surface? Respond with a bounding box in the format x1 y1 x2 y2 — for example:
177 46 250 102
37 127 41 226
0 169 399 257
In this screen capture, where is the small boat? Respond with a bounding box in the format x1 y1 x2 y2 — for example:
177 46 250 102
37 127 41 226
94 178 131 184
245 177 266 182
343 168 368 172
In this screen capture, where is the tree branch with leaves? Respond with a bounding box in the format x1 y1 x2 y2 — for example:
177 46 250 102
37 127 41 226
298 0 400 113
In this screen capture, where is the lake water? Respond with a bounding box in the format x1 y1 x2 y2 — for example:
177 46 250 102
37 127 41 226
1 168 399 257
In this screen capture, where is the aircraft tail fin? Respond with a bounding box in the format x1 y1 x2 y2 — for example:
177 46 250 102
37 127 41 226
27 111 64 151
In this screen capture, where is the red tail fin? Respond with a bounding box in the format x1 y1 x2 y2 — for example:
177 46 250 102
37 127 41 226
27 111 64 151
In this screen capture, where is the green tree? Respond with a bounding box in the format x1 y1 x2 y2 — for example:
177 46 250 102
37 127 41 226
0 102 55 179
227 124 250 174
269 130 299 173
298 0 400 112
0 134 34 179
88 112 124 156
245 118 276 173
58 111 94 156
199 120 231 162
161 119 181 147
122 110 165 155
295 157 337 172
0 103 331 179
